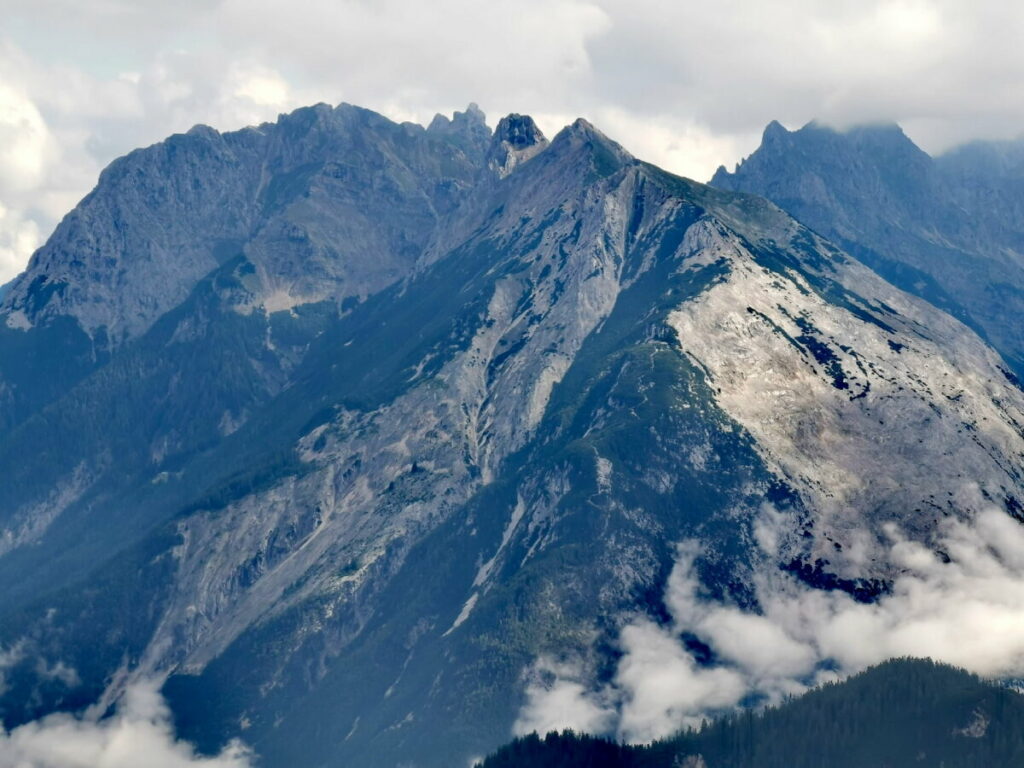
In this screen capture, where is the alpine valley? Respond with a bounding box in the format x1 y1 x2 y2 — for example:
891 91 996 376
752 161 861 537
3 103 1024 767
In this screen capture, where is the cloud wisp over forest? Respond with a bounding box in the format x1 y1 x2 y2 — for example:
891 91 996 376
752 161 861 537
517 505 1024 742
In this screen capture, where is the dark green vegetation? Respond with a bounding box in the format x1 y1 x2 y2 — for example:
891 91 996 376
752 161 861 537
478 659 1024 768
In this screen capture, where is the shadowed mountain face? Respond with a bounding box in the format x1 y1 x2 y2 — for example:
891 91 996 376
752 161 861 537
711 121 1024 377
2 105 1024 767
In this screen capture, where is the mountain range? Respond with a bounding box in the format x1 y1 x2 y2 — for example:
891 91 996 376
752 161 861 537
1 104 1024 767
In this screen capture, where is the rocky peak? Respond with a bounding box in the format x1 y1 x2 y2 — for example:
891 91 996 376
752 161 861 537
493 113 543 150
842 121 913 145
486 113 548 177
275 102 337 137
459 102 487 130
562 116 606 140
762 118 789 144
543 117 633 180
0 101 485 354
427 102 492 161
712 118 936 203
185 123 221 140
5 100 1024 768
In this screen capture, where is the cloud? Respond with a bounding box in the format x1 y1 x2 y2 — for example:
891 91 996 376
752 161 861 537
614 620 747 742
514 657 615 737
0 82 53 192
0 204 40 286
517 506 1024 743
0 81 51 283
0 680 252 768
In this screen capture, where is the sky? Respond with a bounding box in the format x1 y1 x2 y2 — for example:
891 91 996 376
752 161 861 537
1 0 1024 283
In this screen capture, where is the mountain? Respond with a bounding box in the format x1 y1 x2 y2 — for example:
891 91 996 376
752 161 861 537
2 104 1024 767
478 658 1024 768
710 121 1024 377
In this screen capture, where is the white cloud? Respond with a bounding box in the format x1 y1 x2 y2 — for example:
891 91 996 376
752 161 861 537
229 65 290 108
614 620 746 742
582 107 757 187
513 657 615 737
0 681 252 768
0 81 52 283
0 204 41 285
212 0 612 118
516 506 1024 743
0 82 53 192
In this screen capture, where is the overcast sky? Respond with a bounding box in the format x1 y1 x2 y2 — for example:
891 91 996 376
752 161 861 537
2 0 1024 282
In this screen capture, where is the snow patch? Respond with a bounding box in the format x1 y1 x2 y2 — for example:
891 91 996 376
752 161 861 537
443 592 479 636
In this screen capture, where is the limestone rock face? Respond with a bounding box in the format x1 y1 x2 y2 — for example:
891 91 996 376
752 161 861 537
712 120 1024 378
1 104 1024 768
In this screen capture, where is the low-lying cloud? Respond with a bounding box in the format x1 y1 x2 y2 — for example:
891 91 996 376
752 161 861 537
0 681 252 768
515 658 616 738
518 506 1024 743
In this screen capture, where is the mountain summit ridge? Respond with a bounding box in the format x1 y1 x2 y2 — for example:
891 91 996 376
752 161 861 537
712 118 1024 377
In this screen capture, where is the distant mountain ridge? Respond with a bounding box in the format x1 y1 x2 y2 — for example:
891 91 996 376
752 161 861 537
712 119 1024 377
1 104 1023 767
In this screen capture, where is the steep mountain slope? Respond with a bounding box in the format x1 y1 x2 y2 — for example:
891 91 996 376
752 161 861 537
711 122 1024 377
478 658 1024 768
1 105 1023 768
0 103 486 598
